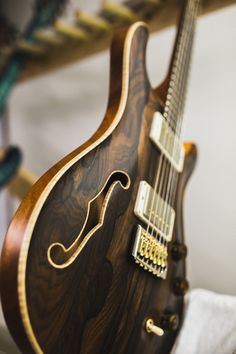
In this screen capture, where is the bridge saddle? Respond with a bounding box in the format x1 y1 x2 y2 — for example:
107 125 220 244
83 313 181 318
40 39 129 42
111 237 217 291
132 225 168 279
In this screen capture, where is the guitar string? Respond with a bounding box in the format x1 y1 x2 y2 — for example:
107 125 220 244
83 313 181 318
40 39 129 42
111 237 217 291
150 0 194 271
162 21 194 251
165 0 198 213
146 0 191 265
162 0 191 132
167 22 196 212
145 0 197 271
163 0 199 254
162 0 195 227
145 0 191 244
163 5 191 246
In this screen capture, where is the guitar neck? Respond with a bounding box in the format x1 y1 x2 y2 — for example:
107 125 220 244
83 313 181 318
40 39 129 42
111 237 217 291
163 0 200 135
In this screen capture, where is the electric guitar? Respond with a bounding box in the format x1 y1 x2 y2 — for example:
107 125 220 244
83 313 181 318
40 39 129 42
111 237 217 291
0 0 199 352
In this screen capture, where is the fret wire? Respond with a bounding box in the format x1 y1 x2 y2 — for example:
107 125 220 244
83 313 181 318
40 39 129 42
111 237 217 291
164 4 192 127
166 12 193 131
164 0 199 134
171 9 193 90
177 31 195 135
171 27 195 199
166 0 200 223
174 11 196 135
170 16 194 132
161 0 200 242
174 37 193 135
166 2 197 101
177 1 197 101
170 31 190 111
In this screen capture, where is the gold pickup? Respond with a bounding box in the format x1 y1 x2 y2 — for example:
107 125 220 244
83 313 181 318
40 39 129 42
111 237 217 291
134 181 175 242
132 225 168 279
150 112 185 172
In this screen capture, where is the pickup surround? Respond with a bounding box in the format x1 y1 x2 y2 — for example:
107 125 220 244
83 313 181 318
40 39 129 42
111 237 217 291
134 181 175 242
150 112 185 172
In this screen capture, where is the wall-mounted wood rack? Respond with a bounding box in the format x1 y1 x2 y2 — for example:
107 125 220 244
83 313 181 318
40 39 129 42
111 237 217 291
1 0 235 84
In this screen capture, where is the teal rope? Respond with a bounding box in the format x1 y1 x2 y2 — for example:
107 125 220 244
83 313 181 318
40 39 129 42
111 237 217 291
0 1 65 110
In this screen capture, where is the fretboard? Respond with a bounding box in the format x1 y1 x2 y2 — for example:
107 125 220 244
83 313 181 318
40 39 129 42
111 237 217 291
163 0 200 135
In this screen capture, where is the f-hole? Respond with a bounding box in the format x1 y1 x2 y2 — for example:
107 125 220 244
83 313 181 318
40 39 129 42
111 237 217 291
47 170 131 269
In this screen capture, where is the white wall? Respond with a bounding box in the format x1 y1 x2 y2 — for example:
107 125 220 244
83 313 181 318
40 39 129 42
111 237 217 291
1 5 236 296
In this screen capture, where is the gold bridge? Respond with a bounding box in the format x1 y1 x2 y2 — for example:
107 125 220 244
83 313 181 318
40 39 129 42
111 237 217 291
132 225 168 279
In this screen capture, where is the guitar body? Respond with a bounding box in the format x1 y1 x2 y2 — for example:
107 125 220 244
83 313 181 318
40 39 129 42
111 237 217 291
1 23 197 354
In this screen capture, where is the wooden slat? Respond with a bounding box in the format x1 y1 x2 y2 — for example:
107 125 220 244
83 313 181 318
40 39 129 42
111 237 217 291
7 167 37 200
1 0 235 82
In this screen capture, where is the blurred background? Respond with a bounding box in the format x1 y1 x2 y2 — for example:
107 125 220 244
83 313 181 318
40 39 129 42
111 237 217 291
0 1 235 342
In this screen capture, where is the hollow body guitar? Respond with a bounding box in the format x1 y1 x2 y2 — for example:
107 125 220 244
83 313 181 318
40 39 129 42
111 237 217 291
0 0 199 353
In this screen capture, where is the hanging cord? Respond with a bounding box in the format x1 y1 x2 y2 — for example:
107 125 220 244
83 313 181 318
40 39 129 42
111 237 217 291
0 146 22 189
0 0 68 110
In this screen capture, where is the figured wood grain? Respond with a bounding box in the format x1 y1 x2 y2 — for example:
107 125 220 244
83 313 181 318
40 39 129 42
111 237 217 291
0 23 197 354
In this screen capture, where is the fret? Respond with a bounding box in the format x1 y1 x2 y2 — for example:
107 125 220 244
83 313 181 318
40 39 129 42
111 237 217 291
164 0 200 135
167 25 193 127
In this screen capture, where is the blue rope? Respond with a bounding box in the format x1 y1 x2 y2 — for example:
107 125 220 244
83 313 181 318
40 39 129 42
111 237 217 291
0 146 22 188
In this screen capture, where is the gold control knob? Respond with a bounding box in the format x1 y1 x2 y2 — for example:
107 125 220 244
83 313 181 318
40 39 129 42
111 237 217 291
145 319 164 336
171 242 187 261
161 313 179 331
173 277 189 296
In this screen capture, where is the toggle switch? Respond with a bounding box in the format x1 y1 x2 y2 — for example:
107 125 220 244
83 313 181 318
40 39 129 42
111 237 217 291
145 319 164 336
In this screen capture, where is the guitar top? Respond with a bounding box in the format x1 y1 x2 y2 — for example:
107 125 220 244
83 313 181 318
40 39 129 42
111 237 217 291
0 0 199 353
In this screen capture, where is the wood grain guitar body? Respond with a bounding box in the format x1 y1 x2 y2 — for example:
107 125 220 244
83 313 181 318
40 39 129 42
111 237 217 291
0 22 197 354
